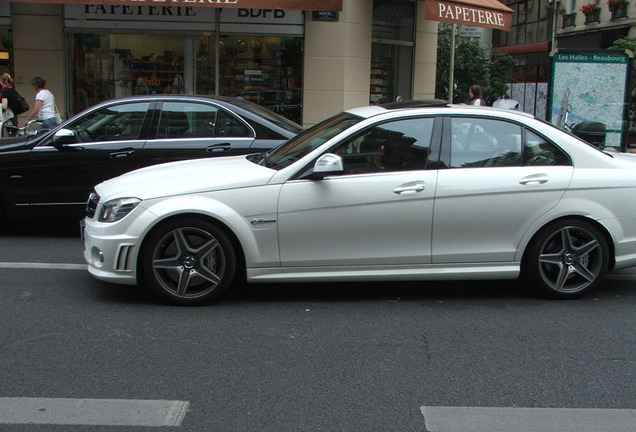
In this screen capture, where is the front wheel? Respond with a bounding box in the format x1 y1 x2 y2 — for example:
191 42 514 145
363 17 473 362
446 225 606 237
141 218 236 305
523 219 609 299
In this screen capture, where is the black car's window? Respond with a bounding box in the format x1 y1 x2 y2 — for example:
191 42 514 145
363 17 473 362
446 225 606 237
69 102 150 143
450 117 522 168
525 130 571 166
331 118 434 174
215 109 252 138
157 102 218 139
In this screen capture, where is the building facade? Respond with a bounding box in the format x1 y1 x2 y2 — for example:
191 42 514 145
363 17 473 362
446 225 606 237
0 0 439 128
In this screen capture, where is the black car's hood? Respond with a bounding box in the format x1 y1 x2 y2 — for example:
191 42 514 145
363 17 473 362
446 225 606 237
0 135 36 147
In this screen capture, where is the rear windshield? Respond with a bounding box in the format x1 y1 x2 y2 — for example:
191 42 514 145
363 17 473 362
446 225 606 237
230 97 304 134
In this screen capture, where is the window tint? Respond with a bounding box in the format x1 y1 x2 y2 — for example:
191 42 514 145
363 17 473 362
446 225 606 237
450 117 522 168
157 102 218 139
215 109 252 138
69 102 150 143
525 130 570 165
332 118 434 174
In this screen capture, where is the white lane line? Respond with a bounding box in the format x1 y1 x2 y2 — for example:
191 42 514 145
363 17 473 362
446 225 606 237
421 406 636 432
0 262 86 270
0 398 189 427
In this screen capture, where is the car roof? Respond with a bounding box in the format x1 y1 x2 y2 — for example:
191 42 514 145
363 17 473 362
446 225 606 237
345 101 536 121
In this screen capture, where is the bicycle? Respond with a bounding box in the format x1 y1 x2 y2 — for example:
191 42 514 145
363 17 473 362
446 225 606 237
2 120 46 138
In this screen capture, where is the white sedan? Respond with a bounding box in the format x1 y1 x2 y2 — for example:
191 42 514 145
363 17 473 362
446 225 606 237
82 104 636 305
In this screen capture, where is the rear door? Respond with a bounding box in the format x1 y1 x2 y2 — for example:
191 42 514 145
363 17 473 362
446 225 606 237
432 116 573 263
140 101 256 165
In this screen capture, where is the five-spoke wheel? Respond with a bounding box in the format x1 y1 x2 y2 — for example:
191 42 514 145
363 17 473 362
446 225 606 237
142 218 236 305
524 219 609 299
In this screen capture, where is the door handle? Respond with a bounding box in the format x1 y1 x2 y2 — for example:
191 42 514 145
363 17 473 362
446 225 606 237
519 174 549 185
393 182 426 195
206 143 232 153
109 149 135 159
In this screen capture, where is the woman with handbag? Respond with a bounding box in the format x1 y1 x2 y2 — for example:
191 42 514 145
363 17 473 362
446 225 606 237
25 76 58 131
1 73 20 133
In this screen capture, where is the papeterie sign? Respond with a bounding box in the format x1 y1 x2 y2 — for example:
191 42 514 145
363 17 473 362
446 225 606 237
424 0 513 31
4 0 343 11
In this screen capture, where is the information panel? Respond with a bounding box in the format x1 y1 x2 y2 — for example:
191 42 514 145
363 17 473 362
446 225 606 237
549 50 631 150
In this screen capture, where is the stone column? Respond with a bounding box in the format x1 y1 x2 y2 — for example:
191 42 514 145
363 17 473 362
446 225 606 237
302 0 372 127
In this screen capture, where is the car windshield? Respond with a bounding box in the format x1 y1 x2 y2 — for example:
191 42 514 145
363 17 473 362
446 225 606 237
260 112 363 170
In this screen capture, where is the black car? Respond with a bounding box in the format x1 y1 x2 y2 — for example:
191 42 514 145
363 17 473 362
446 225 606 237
0 95 302 221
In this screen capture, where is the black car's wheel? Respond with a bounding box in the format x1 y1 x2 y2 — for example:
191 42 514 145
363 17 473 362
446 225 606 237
524 219 609 299
142 217 236 305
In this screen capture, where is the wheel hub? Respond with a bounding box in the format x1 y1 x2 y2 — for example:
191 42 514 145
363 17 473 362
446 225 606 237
183 255 197 270
563 252 576 266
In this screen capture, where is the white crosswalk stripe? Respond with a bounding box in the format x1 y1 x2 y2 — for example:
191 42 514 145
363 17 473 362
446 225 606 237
0 398 189 427
421 406 636 432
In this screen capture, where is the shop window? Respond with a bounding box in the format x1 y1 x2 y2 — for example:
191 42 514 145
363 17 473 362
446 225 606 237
218 35 303 124
70 32 304 124
70 33 186 114
370 0 415 104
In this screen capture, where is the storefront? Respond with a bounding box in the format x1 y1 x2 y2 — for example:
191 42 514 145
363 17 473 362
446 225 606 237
64 6 304 122
0 3 11 75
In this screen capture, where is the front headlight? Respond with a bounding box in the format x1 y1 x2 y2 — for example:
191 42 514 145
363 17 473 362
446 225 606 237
99 197 141 222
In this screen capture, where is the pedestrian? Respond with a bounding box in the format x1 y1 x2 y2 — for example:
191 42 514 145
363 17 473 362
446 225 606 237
1 73 19 132
26 76 57 131
468 85 486 106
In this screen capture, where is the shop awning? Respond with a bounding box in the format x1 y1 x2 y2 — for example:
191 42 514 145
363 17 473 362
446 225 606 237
3 0 343 11
424 0 513 31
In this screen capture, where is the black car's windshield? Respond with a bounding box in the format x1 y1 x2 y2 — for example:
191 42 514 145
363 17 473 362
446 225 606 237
261 112 363 170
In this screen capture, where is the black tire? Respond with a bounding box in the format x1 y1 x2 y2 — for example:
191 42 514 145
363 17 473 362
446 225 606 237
141 217 236 305
523 219 609 299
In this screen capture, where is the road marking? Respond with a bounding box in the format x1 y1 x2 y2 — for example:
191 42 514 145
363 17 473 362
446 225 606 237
0 262 86 270
0 398 189 427
421 406 636 432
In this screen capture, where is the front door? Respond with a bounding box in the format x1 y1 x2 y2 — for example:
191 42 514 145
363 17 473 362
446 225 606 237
278 117 439 267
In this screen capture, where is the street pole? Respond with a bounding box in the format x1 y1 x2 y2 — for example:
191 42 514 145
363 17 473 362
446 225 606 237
449 24 455 103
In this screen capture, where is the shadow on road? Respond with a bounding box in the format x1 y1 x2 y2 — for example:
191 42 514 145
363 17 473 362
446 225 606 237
0 218 82 238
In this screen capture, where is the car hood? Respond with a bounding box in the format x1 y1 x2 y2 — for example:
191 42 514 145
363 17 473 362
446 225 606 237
96 155 275 201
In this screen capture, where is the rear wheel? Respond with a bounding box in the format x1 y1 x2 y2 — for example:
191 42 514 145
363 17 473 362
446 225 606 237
142 217 236 305
524 219 609 299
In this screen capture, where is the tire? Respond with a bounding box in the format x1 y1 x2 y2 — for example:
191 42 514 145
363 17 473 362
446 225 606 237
141 217 236 305
523 219 609 299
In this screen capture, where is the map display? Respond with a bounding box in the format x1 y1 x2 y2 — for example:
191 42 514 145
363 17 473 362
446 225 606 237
550 51 631 150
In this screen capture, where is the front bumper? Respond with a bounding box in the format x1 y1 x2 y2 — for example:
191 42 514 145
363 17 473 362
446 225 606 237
81 207 156 286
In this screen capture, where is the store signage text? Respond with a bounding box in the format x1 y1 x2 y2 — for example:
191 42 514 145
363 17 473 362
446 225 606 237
85 4 197 15
423 0 512 31
437 3 505 28
105 0 237 3
238 9 285 18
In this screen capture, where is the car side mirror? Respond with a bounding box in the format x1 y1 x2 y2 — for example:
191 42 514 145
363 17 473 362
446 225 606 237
51 128 78 146
301 153 344 180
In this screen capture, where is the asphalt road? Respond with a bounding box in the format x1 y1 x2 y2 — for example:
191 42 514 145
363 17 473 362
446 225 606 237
0 220 635 431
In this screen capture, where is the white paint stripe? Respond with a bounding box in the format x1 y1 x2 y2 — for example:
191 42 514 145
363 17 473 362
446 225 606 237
0 262 86 270
0 398 189 427
421 406 636 432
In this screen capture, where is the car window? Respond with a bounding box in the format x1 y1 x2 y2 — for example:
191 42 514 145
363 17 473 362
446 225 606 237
450 117 522 168
331 118 434 174
157 102 218 139
215 109 252 138
525 130 570 166
69 102 150 143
